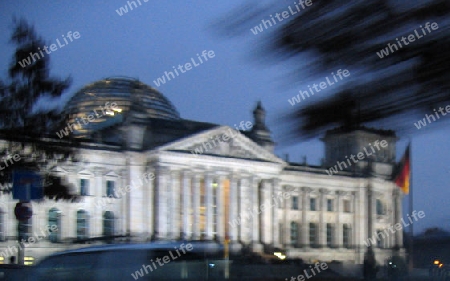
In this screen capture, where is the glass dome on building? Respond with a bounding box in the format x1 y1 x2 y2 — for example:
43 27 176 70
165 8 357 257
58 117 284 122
64 76 180 137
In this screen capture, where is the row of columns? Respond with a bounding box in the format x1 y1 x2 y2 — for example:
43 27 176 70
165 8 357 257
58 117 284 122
150 166 284 248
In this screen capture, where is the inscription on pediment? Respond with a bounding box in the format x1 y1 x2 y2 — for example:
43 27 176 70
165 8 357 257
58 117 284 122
187 134 259 159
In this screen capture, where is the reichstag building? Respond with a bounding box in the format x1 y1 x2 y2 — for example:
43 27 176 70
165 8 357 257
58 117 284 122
0 77 405 266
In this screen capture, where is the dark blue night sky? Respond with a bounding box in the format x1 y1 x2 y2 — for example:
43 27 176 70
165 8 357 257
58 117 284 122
1 0 448 234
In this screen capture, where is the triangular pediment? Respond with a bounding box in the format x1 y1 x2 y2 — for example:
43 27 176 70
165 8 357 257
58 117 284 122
49 166 69 174
156 126 285 163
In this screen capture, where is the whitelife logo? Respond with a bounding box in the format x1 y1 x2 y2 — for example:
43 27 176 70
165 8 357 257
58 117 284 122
364 210 425 247
131 243 193 280
56 102 121 139
116 0 149 16
376 22 439 59
413 104 450 129
326 140 388 176
152 50 215 87
17 31 81 68
288 69 350 106
191 121 252 156
250 0 313 35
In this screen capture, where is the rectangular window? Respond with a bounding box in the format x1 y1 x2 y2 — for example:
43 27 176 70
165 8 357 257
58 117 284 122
290 222 298 247
343 199 351 213
343 224 351 248
309 223 317 247
326 223 333 247
310 198 316 211
376 199 385 215
327 199 333 212
80 179 89 196
291 196 299 210
106 180 115 197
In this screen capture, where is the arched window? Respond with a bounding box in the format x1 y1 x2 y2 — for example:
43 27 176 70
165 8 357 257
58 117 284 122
76 210 89 241
48 208 61 243
103 211 115 239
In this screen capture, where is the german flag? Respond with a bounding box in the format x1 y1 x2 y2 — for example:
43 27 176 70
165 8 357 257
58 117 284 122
394 144 410 194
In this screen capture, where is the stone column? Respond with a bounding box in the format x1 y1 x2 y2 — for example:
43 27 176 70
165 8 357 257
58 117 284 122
239 177 251 243
205 173 213 240
170 170 180 239
352 191 358 249
367 186 375 244
145 167 155 237
250 176 261 246
301 187 311 248
229 175 238 242
120 169 127 236
216 175 225 242
192 174 201 240
181 170 191 240
335 191 342 248
154 166 170 240
260 180 272 245
93 168 104 237
319 188 327 248
272 179 281 247
283 185 291 247
237 177 245 242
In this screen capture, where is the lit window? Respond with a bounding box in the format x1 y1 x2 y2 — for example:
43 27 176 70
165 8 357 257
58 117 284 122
24 256 34 266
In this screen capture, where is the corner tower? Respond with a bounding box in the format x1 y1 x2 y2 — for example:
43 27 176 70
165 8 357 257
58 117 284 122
322 126 397 177
249 101 275 153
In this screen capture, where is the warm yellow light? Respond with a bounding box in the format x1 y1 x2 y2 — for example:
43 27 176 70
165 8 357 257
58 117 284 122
274 252 286 260
434 260 440 265
105 111 114 116
113 108 122 113
439 263 444 268
24 256 34 266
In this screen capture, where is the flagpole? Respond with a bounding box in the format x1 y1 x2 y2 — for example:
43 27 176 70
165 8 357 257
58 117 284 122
408 139 414 271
